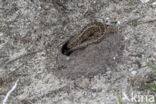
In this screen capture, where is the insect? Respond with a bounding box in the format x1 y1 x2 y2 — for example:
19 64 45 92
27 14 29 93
61 22 118 56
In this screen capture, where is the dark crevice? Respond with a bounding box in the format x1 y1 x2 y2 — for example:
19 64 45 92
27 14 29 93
61 41 72 56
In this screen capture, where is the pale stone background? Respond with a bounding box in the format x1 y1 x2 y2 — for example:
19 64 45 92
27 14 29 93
0 0 156 104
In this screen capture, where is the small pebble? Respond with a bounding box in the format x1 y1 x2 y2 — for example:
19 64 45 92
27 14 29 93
140 0 150 3
0 32 3 37
66 57 70 60
131 70 137 75
93 0 96 4
117 21 121 25
152 2 156 7
113 57 116 60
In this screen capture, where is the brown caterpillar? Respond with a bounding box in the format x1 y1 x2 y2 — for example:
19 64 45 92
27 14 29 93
61 22 117 56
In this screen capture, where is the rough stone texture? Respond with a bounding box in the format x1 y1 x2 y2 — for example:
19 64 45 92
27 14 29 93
0 0 156 104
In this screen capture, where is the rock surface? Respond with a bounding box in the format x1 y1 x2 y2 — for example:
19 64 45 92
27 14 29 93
0 0 155 103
